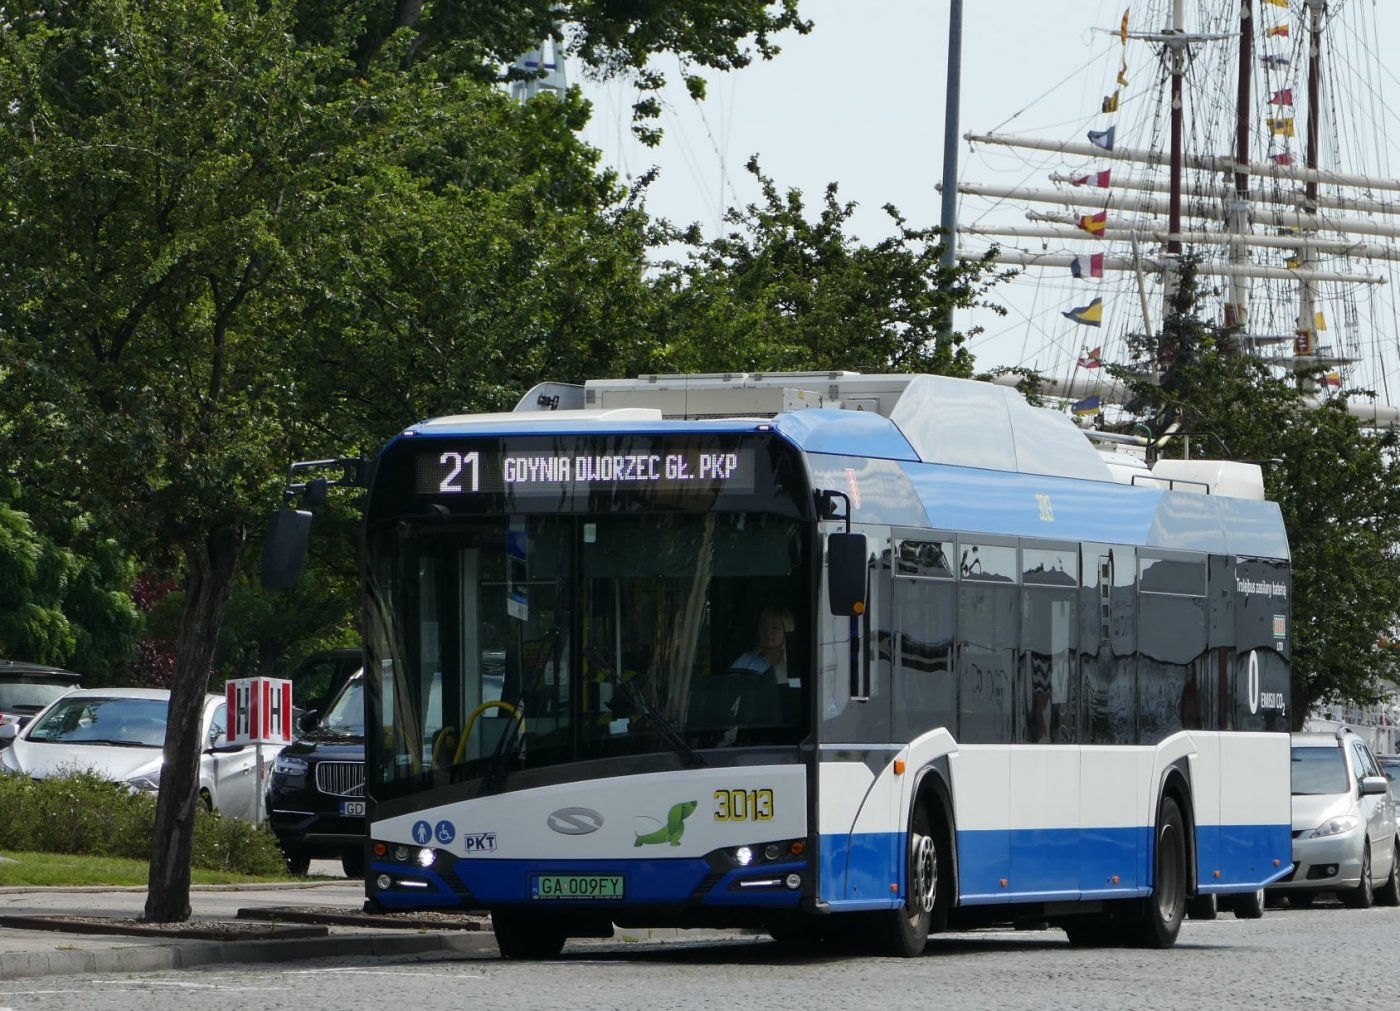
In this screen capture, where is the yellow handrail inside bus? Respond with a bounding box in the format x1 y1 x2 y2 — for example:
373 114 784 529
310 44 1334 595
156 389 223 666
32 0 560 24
430 727 458 768
452 700 526 766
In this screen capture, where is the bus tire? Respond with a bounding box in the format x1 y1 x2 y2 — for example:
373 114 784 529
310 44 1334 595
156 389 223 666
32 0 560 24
492 909 567 960
1232 887 1265 920
1131 795 1187 948
878 801 939 957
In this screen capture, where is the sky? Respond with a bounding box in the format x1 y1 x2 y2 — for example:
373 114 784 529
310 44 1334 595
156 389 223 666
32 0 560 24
574 0 1400 392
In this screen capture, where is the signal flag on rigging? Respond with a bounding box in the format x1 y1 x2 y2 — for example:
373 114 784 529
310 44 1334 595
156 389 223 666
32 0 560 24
1266 24 1290 37
1072 169 1112 188
1078 211 1108 237
1064 302 1104 328
1268 117 1295 137
1077 345 1104 367
1088 127 1115 151
1269 89 1293 107
1070 253 1105 278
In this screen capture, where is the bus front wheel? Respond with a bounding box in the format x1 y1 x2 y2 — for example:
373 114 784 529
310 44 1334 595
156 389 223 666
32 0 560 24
1131 796 1187 948
879 801 940 957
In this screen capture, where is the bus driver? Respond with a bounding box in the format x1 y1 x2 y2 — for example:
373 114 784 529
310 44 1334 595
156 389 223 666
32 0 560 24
728 605 798 687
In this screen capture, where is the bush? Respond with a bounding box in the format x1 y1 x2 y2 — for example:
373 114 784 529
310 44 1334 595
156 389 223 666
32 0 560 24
190 809 288 876
0 770 286 874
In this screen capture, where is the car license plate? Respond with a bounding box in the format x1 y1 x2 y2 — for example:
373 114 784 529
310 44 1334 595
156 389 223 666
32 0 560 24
340 800 366 817
530 874 626 900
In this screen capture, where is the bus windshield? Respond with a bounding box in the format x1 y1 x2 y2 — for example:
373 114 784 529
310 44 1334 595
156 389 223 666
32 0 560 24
365 511 810 791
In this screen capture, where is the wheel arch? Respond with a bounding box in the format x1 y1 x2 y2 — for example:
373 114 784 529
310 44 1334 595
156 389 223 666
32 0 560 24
1156 759 1196 896
909 758 959 904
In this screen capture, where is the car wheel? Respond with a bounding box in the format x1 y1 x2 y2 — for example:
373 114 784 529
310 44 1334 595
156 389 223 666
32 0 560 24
283 847 311 876
199 789 214 812
341 847 366 879
1130 796 1187 948
1375 841 1400 907
1341 842 1375 910
1232 887 1265 920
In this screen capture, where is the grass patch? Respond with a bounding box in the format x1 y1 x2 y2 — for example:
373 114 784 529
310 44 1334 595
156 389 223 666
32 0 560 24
0 850 306 887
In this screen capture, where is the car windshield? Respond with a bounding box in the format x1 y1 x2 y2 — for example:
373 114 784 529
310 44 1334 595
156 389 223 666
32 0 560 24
25 696 166 747
320 676 366 736
1291 745 1349 795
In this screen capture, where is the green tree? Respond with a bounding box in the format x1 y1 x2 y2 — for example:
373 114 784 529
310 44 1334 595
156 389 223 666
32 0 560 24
644 159 1010 375
0 477 139 674
1110 261 1400 726
0 0 809 921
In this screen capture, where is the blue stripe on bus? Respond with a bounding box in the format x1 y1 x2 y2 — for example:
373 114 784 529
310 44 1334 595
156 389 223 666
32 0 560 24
819 824 1292 908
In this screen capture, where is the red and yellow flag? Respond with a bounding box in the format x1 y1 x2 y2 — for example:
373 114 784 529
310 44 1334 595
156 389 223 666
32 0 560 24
1078 211 1108 236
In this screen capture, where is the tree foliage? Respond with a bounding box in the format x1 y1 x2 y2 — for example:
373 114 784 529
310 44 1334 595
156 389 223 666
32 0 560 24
1110 261 1400 725
644 159 1010 375
0 0 813 920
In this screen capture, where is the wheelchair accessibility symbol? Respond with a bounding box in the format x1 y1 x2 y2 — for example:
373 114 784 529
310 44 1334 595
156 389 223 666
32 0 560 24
435 820 456 845
412 820 432 845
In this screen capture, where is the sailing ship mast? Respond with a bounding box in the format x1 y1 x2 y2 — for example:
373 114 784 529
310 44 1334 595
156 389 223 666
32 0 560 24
954 0 1400 423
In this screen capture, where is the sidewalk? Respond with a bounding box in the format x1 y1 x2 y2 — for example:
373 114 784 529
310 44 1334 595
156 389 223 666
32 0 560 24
0 876 495 981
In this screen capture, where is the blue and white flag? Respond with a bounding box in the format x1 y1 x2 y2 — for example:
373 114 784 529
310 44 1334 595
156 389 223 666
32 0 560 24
1088 126 1116 151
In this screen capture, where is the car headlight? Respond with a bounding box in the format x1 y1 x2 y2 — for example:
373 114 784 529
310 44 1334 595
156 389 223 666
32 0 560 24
125 770 161 793
273 755 308 776
1308 815 1360 839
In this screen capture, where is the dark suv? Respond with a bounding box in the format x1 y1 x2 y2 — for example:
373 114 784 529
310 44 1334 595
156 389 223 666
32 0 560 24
0 660 82 746
267 667 368 877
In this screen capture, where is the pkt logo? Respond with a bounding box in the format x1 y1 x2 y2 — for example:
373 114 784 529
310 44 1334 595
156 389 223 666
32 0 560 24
547 807 604 835
462 832 497 852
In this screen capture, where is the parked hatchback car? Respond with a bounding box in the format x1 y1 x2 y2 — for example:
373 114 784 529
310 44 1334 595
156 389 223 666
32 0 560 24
267 667 369 877
0 660 82 745
1269 729 1400 908
0 687 271 821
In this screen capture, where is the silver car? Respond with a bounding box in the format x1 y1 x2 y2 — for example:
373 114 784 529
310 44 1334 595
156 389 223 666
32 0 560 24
0 687 272 822
1270 729 1400 908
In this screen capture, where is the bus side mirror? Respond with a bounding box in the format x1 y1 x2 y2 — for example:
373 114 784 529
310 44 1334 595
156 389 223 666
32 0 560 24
827 532 868 616
261 509 312 591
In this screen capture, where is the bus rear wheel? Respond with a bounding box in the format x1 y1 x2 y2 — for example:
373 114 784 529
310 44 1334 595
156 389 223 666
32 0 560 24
492 909 567 960
878 802 939 957
1131 796 1186 948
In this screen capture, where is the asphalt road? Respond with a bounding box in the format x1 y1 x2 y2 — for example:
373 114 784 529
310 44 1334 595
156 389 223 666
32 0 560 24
0 895 1388 1011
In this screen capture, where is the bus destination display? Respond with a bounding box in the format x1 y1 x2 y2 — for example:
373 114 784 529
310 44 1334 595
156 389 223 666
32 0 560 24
415 443 756 497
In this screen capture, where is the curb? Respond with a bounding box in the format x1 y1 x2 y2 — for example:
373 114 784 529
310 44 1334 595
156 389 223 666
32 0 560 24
0 930 494 982
0 880 350 896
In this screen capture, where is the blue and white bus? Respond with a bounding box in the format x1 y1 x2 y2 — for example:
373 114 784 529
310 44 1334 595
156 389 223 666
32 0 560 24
269 371 1293 957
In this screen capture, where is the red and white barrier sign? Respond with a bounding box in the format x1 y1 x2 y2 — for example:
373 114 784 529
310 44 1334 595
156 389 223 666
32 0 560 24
225 677 294 745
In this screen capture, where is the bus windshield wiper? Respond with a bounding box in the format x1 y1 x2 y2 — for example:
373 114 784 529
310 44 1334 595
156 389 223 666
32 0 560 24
587 647 704 768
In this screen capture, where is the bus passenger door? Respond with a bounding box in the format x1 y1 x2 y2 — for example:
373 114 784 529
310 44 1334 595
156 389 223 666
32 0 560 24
817 530 898 907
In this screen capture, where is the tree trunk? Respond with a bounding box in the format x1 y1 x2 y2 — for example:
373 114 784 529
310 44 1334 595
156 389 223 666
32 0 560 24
143 524 245 922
